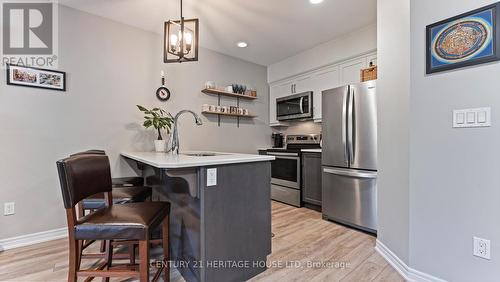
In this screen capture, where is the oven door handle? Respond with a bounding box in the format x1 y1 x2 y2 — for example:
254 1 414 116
299 97 304 114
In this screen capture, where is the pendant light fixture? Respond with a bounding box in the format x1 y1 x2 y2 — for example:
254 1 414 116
164 0 199 63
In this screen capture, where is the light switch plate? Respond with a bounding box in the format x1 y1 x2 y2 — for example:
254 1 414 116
456 112 465 124
453 108 491 128
466 112 476 124
207 168 217 186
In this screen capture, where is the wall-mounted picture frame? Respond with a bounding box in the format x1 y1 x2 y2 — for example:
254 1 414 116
426 2 500 74
6 64 66 91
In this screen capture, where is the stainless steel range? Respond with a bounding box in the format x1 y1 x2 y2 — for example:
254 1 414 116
260 134 321 207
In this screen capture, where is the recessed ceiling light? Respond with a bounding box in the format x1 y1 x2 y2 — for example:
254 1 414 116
309 0 323 4
237 42 248 48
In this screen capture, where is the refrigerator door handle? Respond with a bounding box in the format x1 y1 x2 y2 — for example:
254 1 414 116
348 87 355 163
342 88 349 165
323 168 377 179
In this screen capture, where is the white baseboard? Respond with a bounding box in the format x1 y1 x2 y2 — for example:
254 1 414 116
375 240 447 282
0 228 68 251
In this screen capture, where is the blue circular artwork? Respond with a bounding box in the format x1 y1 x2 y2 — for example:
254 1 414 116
433 18 492 63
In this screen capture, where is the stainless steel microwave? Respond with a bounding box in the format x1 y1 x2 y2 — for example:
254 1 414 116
276 92 313 121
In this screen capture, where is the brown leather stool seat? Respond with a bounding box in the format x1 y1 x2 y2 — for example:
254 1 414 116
81 187 152 210
75 202 170 240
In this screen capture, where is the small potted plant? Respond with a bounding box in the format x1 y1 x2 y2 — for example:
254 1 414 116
137 105 174 152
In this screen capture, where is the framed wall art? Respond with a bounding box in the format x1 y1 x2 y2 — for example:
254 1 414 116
6 64 66 91
426 2 500 74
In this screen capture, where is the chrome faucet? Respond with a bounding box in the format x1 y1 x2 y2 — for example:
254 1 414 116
168 110 203 154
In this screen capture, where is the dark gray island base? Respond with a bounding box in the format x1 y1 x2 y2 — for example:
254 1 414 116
133 159 272 282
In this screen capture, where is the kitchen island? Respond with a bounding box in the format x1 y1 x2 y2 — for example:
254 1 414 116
121 151 274 282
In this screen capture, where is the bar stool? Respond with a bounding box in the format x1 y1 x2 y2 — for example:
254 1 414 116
69 150 153 262
57 154 170 282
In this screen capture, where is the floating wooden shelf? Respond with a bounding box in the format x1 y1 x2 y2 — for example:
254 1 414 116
202 111 256 118
202 88 257 100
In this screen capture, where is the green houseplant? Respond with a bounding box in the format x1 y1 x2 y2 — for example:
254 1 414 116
137 105 174 152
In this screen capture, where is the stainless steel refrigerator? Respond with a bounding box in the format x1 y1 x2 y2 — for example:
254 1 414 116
321 80 377 233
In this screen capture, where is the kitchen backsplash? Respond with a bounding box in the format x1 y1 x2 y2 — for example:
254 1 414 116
273 121 321 136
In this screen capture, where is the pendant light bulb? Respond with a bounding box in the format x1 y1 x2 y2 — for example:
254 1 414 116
170 34 178 52
170 34 178 45
185 32 193 45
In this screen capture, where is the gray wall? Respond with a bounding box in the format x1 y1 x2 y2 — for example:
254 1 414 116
410 0 500 280
376 0 411 264
0 5 270 239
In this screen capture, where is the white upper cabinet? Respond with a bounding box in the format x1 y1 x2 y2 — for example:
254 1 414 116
269 84 280 126
269 80 295 126
293 75 312 94
268 52 376 126
340 57 368 85
279 81 294 97
280 76 312 97
311 66 340 122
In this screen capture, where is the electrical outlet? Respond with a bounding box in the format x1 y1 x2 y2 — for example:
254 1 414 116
4 202 15 216
207 168 217 186
473 236 491 260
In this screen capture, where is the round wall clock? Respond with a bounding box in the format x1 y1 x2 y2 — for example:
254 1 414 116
156 86 171 101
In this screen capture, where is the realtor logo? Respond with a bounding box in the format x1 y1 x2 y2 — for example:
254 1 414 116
1 1 58 68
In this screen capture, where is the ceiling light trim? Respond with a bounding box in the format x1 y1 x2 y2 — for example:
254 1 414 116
309 0 324 4
237 41 248 48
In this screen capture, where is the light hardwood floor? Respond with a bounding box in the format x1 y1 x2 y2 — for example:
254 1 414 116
0 202 402 282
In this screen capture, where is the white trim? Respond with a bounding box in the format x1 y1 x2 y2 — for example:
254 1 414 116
0 228 67 251
268 49 377 85
375 240 411 280
375 240 448 282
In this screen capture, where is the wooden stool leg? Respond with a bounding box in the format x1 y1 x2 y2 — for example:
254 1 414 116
139 239 150 282
100 240 106 253
68 239 78 282
129 244 136 264
103 240 113 282
77 240 83 268
162 217 170 282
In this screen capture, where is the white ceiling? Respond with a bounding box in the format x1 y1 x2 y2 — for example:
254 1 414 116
60 0 376 66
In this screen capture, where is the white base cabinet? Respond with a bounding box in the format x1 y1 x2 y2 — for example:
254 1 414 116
269 52 376 125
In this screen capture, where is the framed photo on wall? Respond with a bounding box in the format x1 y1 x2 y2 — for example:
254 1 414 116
6 64 66 91
426 2 500 74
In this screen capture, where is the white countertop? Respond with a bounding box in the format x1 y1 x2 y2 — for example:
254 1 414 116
301 149 322 153
121 151 275 169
